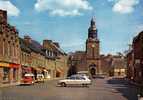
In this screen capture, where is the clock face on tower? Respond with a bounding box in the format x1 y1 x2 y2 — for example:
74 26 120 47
92 44 95 48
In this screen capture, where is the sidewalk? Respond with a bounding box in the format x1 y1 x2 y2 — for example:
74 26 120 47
0 78 62 88
0 82 20 88
127 79 143 100
127 79 143 87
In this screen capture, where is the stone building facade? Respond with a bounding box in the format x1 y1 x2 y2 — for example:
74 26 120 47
126 31 143 83
100 54 126 77
0 9 68 86
68 18 126 77
19 36 68 81
42 39 68 78
126 50 134 80
0 10 21 86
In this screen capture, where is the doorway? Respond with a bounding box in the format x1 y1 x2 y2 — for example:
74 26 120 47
89 64 96 77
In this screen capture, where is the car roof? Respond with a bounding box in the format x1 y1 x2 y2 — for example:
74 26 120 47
24 73 34 76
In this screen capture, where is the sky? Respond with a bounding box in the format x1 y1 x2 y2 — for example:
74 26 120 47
0 0 143 54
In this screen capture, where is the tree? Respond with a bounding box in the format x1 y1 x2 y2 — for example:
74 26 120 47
67 65 77 77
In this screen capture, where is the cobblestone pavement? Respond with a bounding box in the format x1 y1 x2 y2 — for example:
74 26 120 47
0 78 138 100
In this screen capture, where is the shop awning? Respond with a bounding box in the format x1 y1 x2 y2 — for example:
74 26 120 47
0 62 20 68
56 68 64 73
0 62 10 67
9 63 20 68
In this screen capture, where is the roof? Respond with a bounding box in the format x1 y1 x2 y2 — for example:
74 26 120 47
20 36 66 59
133 31 143 43
19 38 31 53
19 38 45 56
28 40 44 54
111 58 126 69
43 39 66 55
50 42 67 55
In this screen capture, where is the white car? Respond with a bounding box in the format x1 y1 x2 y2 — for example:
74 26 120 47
36 74 44 83
58 75 91 87
72 74 90 79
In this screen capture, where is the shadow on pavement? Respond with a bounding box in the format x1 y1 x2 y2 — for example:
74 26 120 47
107 78 138 100
56 85 90 88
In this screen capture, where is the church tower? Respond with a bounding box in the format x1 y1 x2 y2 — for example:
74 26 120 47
86 17 100 76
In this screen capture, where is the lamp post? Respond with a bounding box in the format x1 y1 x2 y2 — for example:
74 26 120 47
54 60 57 78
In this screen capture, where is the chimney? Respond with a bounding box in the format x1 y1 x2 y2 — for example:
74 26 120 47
24 35 32 44
53 42 60 48
43 39 52 49
0 9 7 24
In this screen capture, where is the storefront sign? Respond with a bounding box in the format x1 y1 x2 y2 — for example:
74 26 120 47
0 62 10 67
9 64 20 68
0 62 20 68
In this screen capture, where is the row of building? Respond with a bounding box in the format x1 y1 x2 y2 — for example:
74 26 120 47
100 54 126 77
68 52 126 77
126 31 143 84
0 10 68 87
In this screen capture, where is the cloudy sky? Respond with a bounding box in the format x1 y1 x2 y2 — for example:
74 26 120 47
0 0 143 54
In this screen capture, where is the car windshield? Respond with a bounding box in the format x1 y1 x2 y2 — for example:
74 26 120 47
67 76 76 79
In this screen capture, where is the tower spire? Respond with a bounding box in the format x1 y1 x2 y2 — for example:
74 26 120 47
88 17 98 39
91 16 96 27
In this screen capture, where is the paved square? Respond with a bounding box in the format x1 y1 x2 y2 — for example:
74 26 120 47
0 78 138 100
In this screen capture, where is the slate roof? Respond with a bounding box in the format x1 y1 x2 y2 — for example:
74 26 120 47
19 38 45 56
50 42 67 55
19 37 66 59
133 31 143 43
28 40 44 55
19 38 31 53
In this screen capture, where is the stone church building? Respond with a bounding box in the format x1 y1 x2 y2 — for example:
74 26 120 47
68 18 101 77
68 18 127 77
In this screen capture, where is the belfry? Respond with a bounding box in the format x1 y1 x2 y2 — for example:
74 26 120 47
86 17 100 76
69 17 101 77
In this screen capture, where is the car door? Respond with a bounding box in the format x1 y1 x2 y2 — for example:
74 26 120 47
67 76 76 85
75 76 83 85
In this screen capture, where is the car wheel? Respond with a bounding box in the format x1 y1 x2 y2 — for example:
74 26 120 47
61 82 66 87
82 84 87 87
82 84 85 87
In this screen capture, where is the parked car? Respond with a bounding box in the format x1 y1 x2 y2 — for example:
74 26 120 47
58 75 91 87
77 71 89 77
71 74 90 79
36 74 44 83
21 73 35 85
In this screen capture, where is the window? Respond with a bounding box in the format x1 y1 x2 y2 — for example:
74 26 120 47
2 39 5 56
0 37 2 55
75 76 85 80
80 77 86 80
10 44 12 56
51 52 53 57
75 76 81 80
70 76 76 80
3 67 10 82
13 68 17 81
7 41 10 56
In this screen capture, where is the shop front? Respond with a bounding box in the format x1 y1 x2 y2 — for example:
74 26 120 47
42 69 52 79
0 62 20 86
56 68 64 78
31 67 42 81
